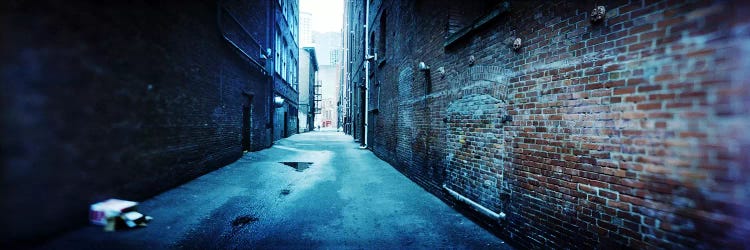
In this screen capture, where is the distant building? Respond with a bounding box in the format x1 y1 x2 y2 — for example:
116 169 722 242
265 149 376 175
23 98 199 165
300 12 313 46
312 31 342 128
315 65 340 128
299 47 318 132
341 2 351 134
312 32 342 67
315 97 337 128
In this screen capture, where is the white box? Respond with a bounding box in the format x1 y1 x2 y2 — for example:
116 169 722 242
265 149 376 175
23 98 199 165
89 199 138 226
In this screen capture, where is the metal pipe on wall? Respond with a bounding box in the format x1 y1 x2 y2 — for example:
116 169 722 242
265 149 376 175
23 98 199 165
443 184 506 221
361 0 370 148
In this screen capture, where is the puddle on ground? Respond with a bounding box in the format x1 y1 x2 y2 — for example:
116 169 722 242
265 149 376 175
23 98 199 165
280 162 313 172
231 215 258 227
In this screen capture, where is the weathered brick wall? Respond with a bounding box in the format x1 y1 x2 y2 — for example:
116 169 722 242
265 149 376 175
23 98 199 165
445 94 511 213
347 0 366 142
366 0 750 248
0 0 272 245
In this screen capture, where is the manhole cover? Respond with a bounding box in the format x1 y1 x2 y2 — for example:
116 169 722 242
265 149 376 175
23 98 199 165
231 215 258 227
280 162 313 172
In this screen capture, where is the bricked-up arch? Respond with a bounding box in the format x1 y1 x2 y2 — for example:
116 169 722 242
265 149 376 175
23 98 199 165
396 68 415 168
451 66 512 102
445 94 509 213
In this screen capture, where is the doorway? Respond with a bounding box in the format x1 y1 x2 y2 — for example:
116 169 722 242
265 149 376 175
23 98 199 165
283 111 289 137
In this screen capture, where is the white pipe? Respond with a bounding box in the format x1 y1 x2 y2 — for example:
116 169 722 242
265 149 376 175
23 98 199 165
362 0 369 148
443 184 506 220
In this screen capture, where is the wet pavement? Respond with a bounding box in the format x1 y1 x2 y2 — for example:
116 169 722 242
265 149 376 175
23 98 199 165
42 131 511 249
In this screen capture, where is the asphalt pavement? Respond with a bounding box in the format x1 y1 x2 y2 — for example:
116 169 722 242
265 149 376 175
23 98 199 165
42 131 511 249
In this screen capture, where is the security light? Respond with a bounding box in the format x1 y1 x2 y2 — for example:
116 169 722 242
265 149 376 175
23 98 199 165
512 38 522 51
591 6 606 23
418 62 430 71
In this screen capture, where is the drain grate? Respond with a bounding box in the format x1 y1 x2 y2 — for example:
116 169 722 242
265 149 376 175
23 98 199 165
231 215 258 227
280 162 313 172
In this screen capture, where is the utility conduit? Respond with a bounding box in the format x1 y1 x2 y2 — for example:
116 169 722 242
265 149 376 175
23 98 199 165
362 0 370 148
443 184 506 221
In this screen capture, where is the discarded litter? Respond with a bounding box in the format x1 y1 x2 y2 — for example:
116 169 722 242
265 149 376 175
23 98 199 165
280 162 313 172
90 199 136 226
89 198 153 232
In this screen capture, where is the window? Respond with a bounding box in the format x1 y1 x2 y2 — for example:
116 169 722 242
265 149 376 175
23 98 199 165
282 40 288 80
292 58 298 90
369 32 375 56
279 34 283 75
285 49 290 82
445 1 509 48
378 12 387 61
275 32 281 74
447 1 499 34
330 50 339 65
282 0 286 17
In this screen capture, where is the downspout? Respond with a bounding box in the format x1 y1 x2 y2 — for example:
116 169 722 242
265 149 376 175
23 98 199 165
360 0 369 149
443 184 506 221
267 0 275 146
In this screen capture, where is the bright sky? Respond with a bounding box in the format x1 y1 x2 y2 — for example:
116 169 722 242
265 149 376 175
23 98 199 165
300 0 343 32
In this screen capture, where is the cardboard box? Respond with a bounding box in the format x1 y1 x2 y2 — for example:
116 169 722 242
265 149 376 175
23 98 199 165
89 199 138 226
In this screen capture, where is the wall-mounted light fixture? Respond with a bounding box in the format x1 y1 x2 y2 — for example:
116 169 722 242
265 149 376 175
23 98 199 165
418 61 430 71
418 62 432 93
512 38 522 51
590 6 606 23
273 96 284 107
260 48 272 60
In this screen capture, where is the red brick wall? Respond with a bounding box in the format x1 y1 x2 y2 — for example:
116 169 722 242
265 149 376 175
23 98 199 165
364 0 750 248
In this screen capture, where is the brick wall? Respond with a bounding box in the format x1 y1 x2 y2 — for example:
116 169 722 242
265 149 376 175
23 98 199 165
0 0 273 245
346 0 366 141
362 0 750 248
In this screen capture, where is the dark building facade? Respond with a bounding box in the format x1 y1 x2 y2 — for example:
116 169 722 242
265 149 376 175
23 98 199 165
346 0 750 248
272 0 300 141
344 0 367 144
0 0 297 245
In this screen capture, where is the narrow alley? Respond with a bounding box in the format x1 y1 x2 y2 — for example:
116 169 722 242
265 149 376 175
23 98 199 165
3 0 750 248
42 131 510 249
